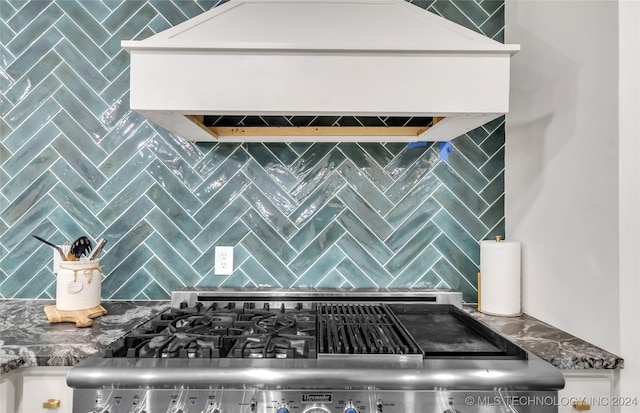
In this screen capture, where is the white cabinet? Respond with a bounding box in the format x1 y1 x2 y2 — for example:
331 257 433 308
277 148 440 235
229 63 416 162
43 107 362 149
0 372 16 413
2 367 73 413
559 370 621 413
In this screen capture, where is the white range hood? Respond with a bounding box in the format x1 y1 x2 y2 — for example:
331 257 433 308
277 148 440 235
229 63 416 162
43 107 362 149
121 0 519 142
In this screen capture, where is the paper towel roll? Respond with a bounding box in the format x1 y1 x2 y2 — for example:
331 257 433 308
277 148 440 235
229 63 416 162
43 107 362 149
479 239 522 316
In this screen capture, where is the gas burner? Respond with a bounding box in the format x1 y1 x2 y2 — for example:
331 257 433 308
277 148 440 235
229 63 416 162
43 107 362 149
105 303 318 359
233 335 314 358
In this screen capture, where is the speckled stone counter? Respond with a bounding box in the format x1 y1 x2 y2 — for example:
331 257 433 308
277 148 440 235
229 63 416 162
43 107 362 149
0 300 623 376
464 306 624 370
0 300 169 375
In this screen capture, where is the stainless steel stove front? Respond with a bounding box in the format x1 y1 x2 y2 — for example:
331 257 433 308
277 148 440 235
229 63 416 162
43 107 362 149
69 350 564 413
73 388 561 413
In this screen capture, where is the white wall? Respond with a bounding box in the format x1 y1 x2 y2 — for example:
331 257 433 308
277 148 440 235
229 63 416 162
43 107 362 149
504 1 620 352
618 0 640 402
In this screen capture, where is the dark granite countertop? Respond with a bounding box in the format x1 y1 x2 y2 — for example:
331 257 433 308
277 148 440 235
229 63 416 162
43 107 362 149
0 300 623 376
464 306 624 370
0 299 169 375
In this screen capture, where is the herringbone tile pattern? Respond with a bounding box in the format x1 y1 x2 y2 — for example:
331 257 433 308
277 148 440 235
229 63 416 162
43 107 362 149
0 0 505 302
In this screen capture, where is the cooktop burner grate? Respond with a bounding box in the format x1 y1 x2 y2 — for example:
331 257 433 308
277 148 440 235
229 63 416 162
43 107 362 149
104 304 317 359
318 303 423 355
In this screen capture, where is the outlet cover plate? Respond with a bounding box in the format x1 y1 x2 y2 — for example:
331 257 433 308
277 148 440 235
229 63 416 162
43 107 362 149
214 246 234 275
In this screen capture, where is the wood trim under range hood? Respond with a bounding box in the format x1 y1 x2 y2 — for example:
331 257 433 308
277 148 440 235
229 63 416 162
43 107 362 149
123 0 519 142
185 115 445 139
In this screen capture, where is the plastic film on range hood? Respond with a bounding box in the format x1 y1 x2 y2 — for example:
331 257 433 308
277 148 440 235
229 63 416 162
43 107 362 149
121 0 520 142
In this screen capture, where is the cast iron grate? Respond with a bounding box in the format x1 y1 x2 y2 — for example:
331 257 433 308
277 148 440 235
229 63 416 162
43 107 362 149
318 303 422 355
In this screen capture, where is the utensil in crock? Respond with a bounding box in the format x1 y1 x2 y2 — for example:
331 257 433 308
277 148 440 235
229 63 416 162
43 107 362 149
70 236 93 259
88 238 107 260
32 235 66 260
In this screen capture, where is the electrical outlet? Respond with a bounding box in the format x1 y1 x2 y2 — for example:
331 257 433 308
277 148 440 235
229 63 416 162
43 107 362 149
214 246 234 275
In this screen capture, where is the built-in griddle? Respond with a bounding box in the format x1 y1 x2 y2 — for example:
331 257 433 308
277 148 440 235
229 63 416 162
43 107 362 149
389 303 527 359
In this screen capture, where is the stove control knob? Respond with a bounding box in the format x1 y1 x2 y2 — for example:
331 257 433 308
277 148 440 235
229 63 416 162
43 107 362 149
202 400 220 413
344 401 358 413
277 406 290 413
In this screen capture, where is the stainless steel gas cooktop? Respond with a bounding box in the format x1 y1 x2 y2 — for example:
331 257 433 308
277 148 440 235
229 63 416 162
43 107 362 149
68 288 564 413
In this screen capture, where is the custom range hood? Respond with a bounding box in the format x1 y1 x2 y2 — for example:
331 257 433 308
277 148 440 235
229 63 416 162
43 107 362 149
122 0 519 142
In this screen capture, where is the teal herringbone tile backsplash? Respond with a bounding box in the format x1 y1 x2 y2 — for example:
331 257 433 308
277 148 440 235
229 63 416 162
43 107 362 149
0 0 505 302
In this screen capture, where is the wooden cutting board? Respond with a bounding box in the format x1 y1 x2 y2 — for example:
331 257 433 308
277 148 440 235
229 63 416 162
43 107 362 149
44 305 107 328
